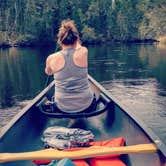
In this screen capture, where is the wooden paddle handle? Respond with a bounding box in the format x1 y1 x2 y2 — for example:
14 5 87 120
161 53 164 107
0 143 157 163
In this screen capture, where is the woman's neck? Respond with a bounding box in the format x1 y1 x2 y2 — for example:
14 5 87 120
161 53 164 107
62 44 76 50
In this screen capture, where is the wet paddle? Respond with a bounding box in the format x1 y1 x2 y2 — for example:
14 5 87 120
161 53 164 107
0 143 157 163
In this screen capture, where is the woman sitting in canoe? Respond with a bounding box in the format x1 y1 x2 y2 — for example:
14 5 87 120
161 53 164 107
45 19 96 114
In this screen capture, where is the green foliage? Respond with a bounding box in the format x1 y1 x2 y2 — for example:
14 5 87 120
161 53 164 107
139 1 166 39
13 34 38 46
0 0 165 46
81 25 99 43
0 31 8 46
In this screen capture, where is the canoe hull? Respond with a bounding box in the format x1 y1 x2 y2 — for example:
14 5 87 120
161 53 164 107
0 76 165 166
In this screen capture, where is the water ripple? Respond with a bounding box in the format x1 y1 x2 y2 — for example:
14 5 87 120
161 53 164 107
0 100 30 130
101 78 166 144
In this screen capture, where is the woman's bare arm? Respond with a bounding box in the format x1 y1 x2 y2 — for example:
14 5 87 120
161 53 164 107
45 56 53 75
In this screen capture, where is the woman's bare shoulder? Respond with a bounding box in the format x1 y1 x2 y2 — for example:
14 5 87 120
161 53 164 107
73 46 88 67
47 51 62 61
76 46 88 55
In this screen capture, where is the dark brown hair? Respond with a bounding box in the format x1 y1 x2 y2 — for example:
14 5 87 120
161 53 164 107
57 19 79 46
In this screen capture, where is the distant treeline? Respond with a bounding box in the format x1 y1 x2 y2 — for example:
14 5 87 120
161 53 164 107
0 0 165 46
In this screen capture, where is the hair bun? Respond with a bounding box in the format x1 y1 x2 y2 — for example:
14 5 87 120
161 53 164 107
57 19 79 46
62 21 73 33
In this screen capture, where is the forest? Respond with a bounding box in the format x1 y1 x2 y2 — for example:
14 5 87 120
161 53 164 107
0 0 165 46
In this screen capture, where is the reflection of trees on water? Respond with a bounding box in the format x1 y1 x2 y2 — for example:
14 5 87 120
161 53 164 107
88 44 149 81
88 45 114 81
0 80 15 108
0 49 15 108
0 47 45 108
88 44 166 90
153 62 166 89
139 44 166 88
0 44 165 107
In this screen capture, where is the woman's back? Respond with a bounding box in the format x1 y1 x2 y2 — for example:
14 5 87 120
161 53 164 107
54 47 93 113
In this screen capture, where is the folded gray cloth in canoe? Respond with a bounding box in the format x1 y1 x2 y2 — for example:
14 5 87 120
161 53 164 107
41 126 94 149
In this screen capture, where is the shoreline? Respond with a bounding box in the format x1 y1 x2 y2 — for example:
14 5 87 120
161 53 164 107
0 38 160 48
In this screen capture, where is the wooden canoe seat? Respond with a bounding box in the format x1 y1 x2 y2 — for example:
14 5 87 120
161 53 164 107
36 93 111 118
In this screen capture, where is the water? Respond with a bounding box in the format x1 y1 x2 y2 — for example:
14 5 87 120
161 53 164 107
0 43 166 145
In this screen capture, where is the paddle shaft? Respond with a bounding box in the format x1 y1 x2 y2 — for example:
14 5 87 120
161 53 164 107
0 143 157 163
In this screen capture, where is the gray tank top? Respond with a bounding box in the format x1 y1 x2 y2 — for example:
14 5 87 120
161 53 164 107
54 48 94 113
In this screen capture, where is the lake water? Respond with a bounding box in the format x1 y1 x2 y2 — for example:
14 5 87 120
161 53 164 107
0 43 166 145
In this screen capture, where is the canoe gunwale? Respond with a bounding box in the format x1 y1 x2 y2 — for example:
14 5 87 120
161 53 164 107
88 75 166 158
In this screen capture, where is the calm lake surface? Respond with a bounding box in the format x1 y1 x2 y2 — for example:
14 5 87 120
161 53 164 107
0 43 166 145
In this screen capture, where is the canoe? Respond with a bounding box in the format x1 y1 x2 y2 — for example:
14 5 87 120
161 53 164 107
0 75 166 166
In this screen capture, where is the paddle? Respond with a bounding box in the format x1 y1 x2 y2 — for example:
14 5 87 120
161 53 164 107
0 143 157 163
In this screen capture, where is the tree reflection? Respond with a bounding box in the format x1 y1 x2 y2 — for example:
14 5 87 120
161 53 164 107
139 44 166 88
0 47 46 108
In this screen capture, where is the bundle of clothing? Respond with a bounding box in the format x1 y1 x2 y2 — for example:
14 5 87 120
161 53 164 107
33 126 126 166
41 126 94 150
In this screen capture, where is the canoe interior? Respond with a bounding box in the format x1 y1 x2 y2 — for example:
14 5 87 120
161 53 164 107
0 79 166 166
